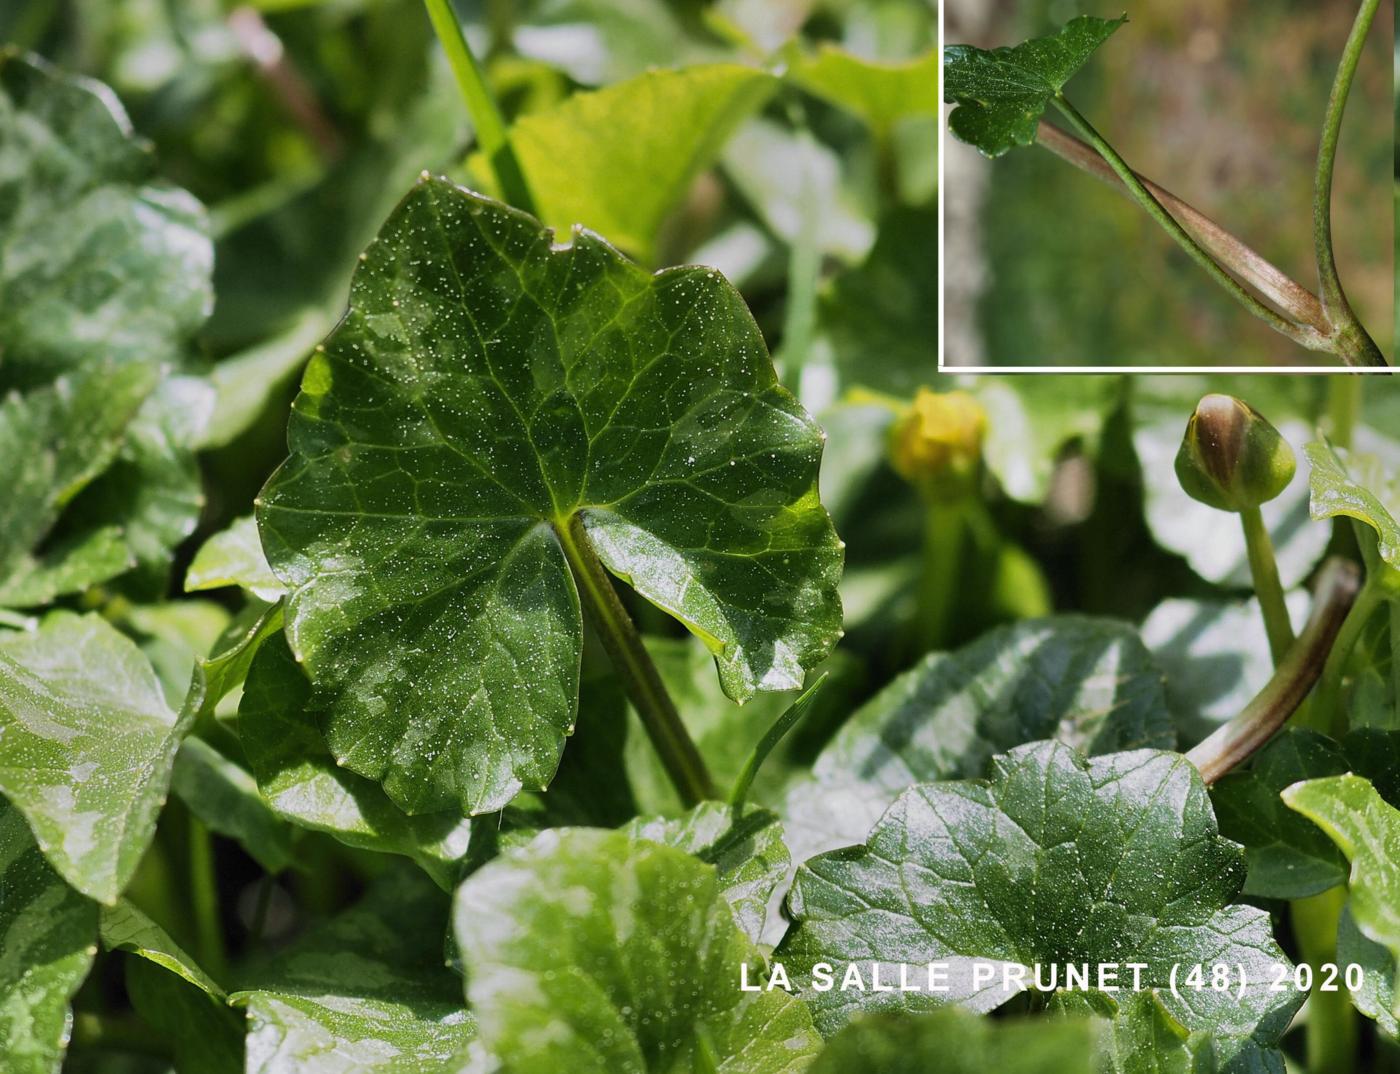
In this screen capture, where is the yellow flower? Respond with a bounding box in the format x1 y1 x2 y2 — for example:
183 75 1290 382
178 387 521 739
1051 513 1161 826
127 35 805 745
890 389 986 490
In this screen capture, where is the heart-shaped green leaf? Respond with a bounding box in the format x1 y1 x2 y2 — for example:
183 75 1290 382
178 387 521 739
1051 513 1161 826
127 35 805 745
1306 441 1400 571
257 177 843 815
781 617 1175 862
1283 775 1400 1000
789 46 939 135
0 613 193 902
185 515 285 602
778 741 1303 1064
454 827 822 1074
0 800 97 1074
943 16 1126 158
231 867 479 1074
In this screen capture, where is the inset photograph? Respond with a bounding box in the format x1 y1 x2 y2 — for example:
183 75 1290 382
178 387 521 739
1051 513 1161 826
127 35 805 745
942 0 1393 368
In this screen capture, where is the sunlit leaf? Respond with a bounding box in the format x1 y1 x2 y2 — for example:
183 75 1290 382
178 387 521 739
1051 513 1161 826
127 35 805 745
257 178 843 815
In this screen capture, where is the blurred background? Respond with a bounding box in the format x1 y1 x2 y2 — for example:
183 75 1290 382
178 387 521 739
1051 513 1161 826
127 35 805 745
943 0 1394 367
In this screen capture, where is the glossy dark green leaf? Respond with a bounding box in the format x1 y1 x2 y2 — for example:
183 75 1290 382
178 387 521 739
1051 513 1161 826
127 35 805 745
0 48 212 388
1210 729 1349 899
454 827 822 1073
257 177 843 815
625 802 789 943
0 799 98 1074
1306 441 1400 570
943 16 1126 158
779 741 1303 1064
781 617 1175 861
170 738 297 876
237 632 471 887
231 867 478 1074
0 613 192 902
811 1007 1099 1074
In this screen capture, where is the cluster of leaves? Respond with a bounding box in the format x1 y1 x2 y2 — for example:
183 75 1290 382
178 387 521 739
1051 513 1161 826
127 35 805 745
3 3 1400 1074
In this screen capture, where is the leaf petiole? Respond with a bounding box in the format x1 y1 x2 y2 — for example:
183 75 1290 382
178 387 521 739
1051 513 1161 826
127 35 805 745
1049 93 1320 351
421 0 536 216
553 514 716 807
1187 557 1359 784
1312 0 1383 369
729 675 827 813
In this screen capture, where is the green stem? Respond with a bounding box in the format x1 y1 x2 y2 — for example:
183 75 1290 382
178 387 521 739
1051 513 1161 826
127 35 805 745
917 496 967 654
554 514 715 806
1050 94 1317 351
1327 376 1362 450
729 675 827 812
1239 506 1294 665
421 0 536 216
1306 573 1385 736
1312 0 1383 368
776 100 822 389
188 817 226 980
1292 886 1356 1074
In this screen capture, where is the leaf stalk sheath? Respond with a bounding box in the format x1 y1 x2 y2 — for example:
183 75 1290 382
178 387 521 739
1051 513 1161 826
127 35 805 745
1187 557 1359 784
1049 94 1319 351
1304 570 1386 737
554 514 716 806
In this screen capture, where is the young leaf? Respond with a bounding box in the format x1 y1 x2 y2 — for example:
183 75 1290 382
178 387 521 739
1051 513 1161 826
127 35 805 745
0 800 97 1074
237 633 471 888
257 177 843 815
1283 775 1400 987
1210 729 1349 899
943 15 1127 158
1306 441 1400 570
185 515 285 602
231 867 479 1074
99 899 225 1001
781 617 1175 861
0 613 193 903
778 741 1303 1064
624 802 790 943
810 1007 1100 1074
170 738 297 876
0 49 212 388
454 827 822 1074
476 65 776 259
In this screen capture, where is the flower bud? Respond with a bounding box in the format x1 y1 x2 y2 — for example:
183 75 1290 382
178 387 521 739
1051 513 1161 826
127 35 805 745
890 388 986 494
1174 394 1295 512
